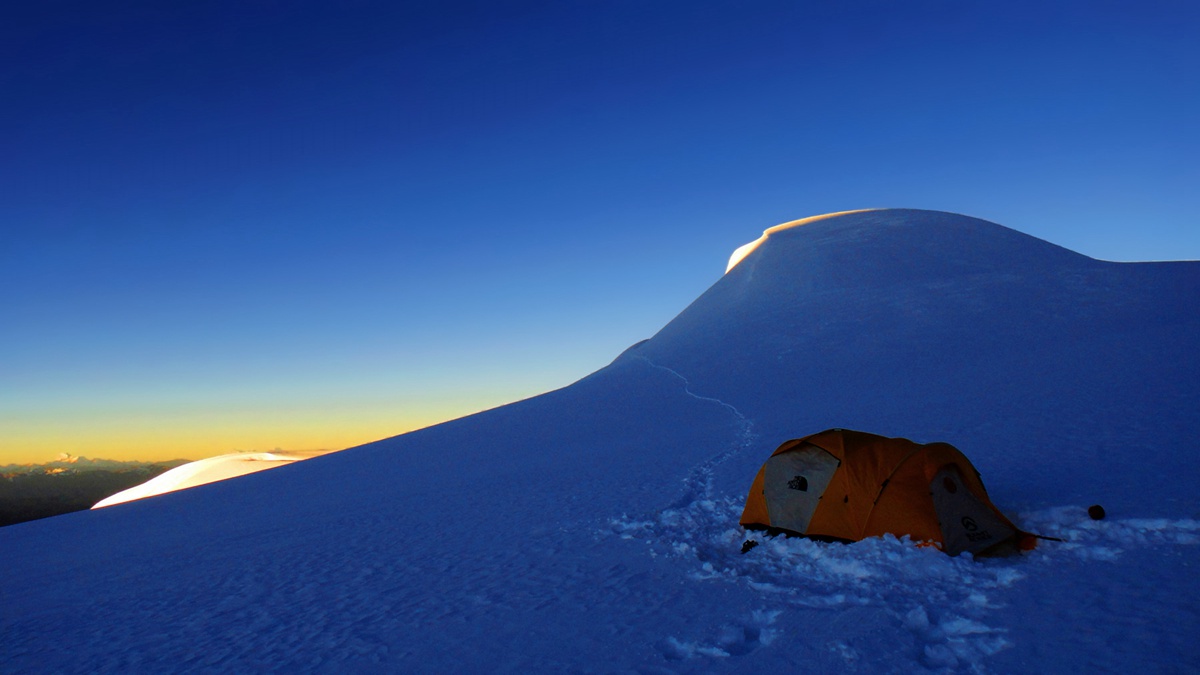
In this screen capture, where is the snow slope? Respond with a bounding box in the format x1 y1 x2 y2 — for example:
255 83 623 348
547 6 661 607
91 452 316 509
2 209 1197 673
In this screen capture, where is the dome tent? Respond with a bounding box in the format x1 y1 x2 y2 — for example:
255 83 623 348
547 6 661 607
740 429 1034 555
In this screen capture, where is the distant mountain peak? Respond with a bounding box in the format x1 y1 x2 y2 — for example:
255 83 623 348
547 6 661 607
0 456 190 475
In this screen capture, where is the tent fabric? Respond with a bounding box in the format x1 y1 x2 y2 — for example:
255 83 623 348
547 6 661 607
762 443 840 534
740 428 1030 555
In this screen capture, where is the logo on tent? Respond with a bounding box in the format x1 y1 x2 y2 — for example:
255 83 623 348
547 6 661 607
787 475 808 491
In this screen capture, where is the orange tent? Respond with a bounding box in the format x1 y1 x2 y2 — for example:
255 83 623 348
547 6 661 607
740 429 1034 555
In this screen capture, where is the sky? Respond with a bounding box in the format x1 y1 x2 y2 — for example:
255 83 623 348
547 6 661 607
2 0 1198 465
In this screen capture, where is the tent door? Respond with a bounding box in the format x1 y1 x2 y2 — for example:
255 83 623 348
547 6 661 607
763 443 840 534
930 466 1016 555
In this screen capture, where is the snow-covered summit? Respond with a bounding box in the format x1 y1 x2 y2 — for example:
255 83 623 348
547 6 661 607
627 208 1199 511
725 208 882 272
2 209 1197 673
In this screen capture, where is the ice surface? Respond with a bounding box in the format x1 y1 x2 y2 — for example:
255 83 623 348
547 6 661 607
2 209 1197 673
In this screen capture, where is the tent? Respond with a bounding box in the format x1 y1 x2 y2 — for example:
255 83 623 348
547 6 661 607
740 429 1034 555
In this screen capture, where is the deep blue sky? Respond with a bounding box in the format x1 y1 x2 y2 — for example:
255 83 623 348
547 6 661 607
3 1 1197 463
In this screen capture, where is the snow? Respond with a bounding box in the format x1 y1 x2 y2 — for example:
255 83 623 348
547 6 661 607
91 452 306 509
725 208 878 272
2 209 1197 673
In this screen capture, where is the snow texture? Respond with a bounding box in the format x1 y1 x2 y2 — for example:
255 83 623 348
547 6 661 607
2 209 1197 673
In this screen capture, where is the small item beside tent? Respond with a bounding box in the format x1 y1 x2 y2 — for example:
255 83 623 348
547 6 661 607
740 429 1034 555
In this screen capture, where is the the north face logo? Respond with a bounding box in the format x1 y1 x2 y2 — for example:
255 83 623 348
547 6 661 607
961 516 993 542
788 475 808 491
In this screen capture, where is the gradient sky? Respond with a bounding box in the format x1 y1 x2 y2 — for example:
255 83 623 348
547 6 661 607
3 1 1198 465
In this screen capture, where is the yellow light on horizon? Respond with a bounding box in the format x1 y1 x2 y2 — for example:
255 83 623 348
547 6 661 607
0 376 545 466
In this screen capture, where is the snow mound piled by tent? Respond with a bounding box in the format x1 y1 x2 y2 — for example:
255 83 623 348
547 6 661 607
2 209 1197 673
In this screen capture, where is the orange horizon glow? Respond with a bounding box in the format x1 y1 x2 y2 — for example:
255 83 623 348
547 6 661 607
0 401 502 466
2 349 585 468
1 429 387 467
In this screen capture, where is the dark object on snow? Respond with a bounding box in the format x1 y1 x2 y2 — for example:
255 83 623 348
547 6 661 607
1088 504 1106 520
741 539 759 554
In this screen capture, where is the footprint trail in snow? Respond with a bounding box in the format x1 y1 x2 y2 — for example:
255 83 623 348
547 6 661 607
633 355 758 508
